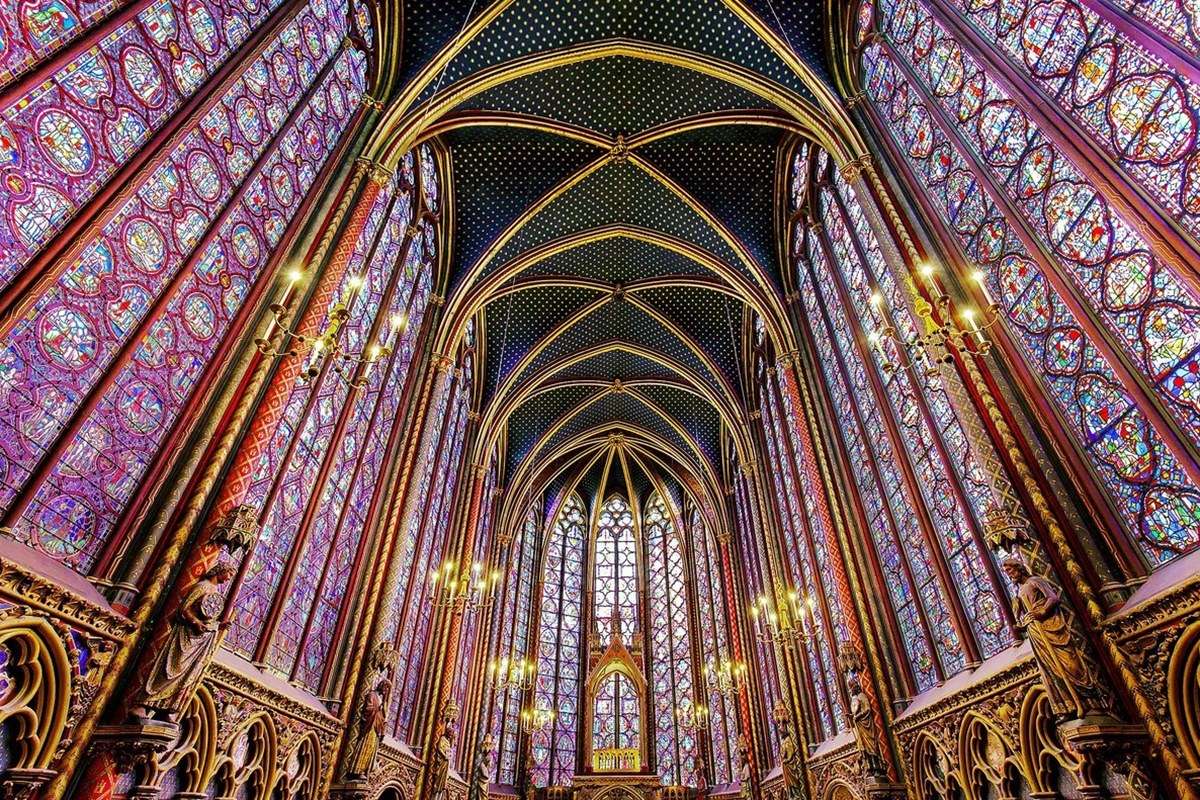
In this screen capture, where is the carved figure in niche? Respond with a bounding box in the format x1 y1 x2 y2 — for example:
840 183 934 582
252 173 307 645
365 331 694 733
344 672 391 779
1001 557 1110 721
522 748 536 800
846 673 885 778
471 734 494 800
430 701 458 800
774 702 804 799
736 735 752 800
130 562 236 721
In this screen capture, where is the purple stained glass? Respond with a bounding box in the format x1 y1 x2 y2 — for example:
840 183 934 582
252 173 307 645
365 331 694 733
532 494 585 788
860 35 1200 562
646 493 699 787
2 19 363 572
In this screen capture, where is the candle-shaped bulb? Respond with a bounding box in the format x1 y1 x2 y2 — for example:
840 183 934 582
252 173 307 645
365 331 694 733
870 290 884 308
287 268 303 284
973 269 994 304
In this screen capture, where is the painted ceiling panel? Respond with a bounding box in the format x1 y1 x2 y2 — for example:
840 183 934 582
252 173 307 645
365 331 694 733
532 393 701 476
444 127 603 287
634 384 724 468
416 0 825 106
504 384 606 475
510 300 724 400
631 284 744 392
457 56 774 137
481 160 745 282
636 125 784 286
520 236 722 284
551 349 685 385
483 283 607 397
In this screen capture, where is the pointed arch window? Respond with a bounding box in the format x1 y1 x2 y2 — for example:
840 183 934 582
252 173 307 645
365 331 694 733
646 492 699 786
532 493 586 788
689 505 738 785
788 149 1016 690
487 502 540 784
593 496 639 640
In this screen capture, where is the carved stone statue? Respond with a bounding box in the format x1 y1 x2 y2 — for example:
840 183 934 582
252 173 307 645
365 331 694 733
1002 557 1110 721
775 703 804 799
846 673 885 778
430 701 458 800
130 562 236 721
344 672 391 779
471 734 495 800
522 749 537 800
736 735 752 800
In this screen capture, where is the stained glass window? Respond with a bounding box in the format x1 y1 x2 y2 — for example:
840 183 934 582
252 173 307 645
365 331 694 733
733 473 780 754
859 1 1200 563
757 369 843 738
532 494 585 788
593 496 639 641
593 670 640 752
0 0 364 573
820 176 1011 660
646 493 699 786
454 462 499 767
487 503 540 784
393 359 471 742
688 505 738 785
794 225 944 690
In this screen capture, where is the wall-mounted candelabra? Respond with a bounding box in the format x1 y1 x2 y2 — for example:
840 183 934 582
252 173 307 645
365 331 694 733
865 265 1002 377
488 655 535 693
255 269 408 386
429 559 501 614
704 657 747 698
520 704 556 735
749 588 817 645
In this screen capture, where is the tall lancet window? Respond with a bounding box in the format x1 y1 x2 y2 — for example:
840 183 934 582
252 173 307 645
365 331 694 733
532 494 586 787
646 493 699 786
790 147 1014 692
690 505 738 785
593 671 640 752
857 0 1200 564
487 503 540 784
593 496 639 640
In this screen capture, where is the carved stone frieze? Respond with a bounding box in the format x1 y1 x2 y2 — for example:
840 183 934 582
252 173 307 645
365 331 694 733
0 558 134 640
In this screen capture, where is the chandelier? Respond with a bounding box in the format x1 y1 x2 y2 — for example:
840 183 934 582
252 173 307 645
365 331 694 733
749 588 818 645
704 658 747 698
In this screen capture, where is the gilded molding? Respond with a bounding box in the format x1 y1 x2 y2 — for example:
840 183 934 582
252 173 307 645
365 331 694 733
0 557 134 641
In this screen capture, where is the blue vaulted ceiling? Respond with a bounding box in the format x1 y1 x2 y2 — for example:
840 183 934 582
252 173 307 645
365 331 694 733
393 0 832 501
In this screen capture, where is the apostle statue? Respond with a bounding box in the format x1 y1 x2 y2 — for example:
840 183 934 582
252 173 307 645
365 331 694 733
736 735 752 800
1001 557 1110 721
846 673 885 778
130 562 236 721
344 670 392 779
471 734 495 800
522 749 537 800
775 702 804 799
429 701 458 800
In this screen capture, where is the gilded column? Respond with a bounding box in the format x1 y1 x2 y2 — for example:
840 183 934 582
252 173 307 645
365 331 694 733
330 350 456 795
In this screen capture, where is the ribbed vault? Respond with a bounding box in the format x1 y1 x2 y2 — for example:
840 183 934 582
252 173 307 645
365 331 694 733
364 0 854 512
